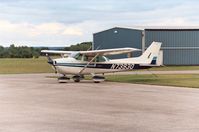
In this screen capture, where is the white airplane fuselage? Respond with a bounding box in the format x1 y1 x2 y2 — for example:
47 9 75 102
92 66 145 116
52 57 151 75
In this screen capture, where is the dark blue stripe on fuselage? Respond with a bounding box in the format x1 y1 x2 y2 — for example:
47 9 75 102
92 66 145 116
55 63 112 69
54 63 151 70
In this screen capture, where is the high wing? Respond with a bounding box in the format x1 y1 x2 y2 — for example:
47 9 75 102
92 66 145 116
41 47 140 57
79 47 140 56
41 50 77 56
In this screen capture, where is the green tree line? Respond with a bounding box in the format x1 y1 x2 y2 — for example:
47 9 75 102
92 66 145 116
64 42 92 51
0 44 42 58
0 42 92 58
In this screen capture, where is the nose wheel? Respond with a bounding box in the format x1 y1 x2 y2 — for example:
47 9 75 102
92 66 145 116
58 76 70 83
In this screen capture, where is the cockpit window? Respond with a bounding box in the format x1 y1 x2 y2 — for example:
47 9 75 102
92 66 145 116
83 55 94 62
73 53 109 62
74 53 83 60
95 56 106 62
70 52 79 58
82 55 108 62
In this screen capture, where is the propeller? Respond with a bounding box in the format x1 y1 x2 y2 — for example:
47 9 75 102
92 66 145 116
46 54 57 74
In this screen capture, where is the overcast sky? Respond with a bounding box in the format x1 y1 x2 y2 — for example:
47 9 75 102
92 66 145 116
0 0 199 47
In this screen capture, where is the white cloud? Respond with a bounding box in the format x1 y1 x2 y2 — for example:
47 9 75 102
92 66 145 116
62 27 83 36
101 2 199 27
0 20 89 46
1 0 199 46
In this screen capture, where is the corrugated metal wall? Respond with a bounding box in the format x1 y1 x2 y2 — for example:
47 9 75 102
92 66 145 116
93 27 142 59
145 29 199 65
93 28 199 65
163 49 199 65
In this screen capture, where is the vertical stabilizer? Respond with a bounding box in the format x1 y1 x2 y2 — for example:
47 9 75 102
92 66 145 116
139 42 162 64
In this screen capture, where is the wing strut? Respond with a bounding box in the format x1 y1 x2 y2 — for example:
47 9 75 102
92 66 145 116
79 53 99 74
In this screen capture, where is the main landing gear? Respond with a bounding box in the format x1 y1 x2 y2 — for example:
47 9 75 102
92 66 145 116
72 75 84 82
57 75 84 83
92 75 105 83
57 74 105 83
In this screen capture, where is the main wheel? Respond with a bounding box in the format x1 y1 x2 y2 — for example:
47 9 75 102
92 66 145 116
92 76 105 83
74 78 80 82
72 75 81 82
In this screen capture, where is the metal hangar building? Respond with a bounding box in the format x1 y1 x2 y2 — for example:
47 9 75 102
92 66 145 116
93 27 199 65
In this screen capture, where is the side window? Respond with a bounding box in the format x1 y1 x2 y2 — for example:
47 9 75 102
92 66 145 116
95 56 106 62
82 55 94 62
78 55 109 62
83 55 88 61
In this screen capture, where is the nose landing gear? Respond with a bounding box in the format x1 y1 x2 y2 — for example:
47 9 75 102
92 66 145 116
58 76 70 83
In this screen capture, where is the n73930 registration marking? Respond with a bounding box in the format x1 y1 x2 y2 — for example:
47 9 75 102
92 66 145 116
111 64 134 70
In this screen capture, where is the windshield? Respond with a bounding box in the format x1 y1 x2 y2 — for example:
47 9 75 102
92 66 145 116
70 52 79 58
74 53 83 60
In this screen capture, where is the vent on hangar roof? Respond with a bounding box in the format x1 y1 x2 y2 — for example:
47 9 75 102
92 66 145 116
114 30 118 34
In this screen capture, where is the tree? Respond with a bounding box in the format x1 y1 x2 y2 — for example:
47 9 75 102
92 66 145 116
32 47 40 58
0 42 93 58
64 42 92 51
0 46 4 58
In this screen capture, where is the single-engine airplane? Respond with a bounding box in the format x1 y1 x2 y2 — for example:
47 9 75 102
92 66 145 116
41 42 162 83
